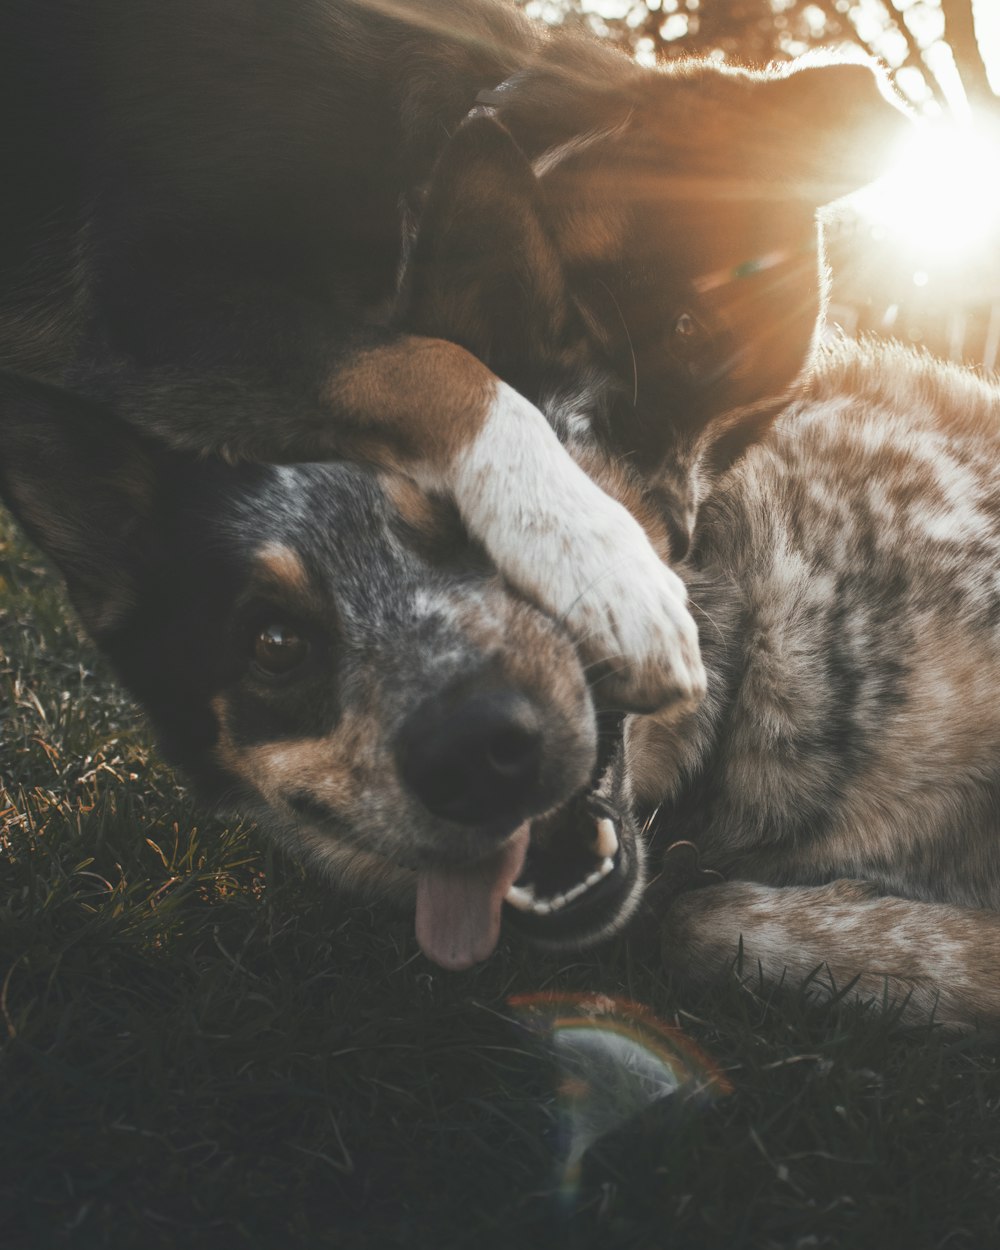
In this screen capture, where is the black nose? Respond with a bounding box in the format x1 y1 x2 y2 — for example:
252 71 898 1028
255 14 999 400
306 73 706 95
395 686 545 826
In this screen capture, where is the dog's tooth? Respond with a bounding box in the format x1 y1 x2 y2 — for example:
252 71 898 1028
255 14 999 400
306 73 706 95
594 818 619 859
505 884 535 911
531 899 553 916
564 882 588 904
584 869 604 888
598 857 615 877
549 894 567 911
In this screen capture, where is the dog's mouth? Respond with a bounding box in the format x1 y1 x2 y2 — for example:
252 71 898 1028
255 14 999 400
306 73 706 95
505 808 619 918
414 727 643 970
501 789 638 935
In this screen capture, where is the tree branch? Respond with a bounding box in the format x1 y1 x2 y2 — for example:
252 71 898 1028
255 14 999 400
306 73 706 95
805 0 947 110
941 0 997 113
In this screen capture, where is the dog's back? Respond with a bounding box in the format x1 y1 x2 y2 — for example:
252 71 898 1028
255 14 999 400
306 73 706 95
633 341 1000 1026
0 0 535 380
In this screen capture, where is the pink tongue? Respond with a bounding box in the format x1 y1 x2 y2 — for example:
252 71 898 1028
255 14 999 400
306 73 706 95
415 824 531 970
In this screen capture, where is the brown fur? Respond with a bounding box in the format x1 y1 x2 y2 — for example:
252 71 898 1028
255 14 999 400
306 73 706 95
252 544 313 598
324 337 498 467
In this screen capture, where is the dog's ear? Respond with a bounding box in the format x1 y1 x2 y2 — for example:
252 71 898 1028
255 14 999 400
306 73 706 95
746 58 911 204
0 372 158 636
403 115 575 389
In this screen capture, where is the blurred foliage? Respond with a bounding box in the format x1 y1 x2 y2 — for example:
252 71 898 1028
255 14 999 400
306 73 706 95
523 0 849 69
518 1 997 120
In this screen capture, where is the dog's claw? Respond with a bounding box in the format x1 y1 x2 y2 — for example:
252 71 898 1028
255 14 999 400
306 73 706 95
593 817 619 859
549 505 706 714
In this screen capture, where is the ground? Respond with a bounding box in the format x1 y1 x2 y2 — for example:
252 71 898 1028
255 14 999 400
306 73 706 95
2 513 999 1250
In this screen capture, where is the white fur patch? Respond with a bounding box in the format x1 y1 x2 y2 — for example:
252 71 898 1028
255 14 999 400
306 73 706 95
417 381 705 712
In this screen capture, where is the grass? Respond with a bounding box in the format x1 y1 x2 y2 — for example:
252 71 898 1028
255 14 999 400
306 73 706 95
2 511 1000 1250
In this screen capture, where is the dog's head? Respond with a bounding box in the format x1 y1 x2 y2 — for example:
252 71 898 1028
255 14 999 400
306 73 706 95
414 51 908 554
0 56 906 970
0 366 659 970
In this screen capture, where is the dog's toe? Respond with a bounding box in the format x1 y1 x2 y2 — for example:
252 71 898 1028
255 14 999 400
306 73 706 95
567 547 705 715
561 512 706 714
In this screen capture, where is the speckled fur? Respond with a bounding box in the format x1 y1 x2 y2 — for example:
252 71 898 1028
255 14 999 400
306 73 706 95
629 340 1000 1028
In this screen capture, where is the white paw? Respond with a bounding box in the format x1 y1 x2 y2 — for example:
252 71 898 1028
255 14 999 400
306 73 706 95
446 383 706 714
559 502 705 713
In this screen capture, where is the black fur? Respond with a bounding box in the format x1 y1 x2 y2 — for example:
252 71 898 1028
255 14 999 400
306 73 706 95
6 17 948 993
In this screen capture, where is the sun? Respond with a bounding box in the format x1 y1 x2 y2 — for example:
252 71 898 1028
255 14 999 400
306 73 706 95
850 118 1000 271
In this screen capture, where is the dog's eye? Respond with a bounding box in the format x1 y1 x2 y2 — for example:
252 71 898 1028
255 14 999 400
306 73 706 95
252 622 310 676
670 310 722 382
673 312 703 342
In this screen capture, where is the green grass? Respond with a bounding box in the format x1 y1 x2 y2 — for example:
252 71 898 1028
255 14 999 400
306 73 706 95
2 512 999 1250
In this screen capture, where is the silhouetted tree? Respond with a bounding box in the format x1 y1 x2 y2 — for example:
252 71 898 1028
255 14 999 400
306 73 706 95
942 0 994 108
522 0 998 120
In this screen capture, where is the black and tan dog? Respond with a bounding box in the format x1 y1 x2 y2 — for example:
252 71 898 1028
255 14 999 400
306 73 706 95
1 0 905 714
11 55 991 1030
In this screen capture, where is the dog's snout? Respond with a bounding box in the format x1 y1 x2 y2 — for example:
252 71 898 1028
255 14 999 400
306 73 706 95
395 686 545 826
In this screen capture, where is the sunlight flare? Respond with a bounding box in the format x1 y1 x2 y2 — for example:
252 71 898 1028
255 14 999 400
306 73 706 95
851 119 1000 269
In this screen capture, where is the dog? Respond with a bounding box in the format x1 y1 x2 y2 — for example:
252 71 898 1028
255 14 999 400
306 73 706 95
0 0 905 716
649 337 1000 1030
8 50 967 1018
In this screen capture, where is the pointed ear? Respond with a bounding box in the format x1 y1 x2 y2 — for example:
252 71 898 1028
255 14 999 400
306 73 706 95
760 58 912 203
403 116 575 383
0 372 158 636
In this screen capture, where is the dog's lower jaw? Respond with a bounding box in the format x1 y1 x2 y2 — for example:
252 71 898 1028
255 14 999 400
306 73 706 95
410 805 646 968
415 380 707 716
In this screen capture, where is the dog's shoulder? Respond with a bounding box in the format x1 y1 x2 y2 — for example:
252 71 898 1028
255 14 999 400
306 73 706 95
708 338 1000 544
804 336 1000 437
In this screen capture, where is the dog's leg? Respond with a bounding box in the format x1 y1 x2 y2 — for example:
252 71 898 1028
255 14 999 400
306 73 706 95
661 879 1000 1030
329 337 705 715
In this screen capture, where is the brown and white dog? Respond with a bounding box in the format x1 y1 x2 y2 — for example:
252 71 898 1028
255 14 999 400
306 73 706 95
10 52 989 1031
0 0 903 716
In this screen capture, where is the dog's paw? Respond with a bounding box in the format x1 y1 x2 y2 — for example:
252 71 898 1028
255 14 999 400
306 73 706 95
444 383 706 714
558 504 705 713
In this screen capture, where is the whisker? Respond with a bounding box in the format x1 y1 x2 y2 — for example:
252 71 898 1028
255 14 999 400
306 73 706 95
594 277 638 407
688 600 726 647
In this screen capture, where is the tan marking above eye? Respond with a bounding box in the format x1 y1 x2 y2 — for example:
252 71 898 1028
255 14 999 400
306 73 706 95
253 543 310 594
381 473 450 540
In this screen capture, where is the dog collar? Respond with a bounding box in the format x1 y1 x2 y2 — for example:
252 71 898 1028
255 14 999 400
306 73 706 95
468 73 526 121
